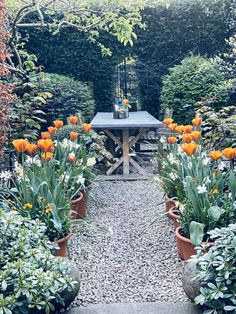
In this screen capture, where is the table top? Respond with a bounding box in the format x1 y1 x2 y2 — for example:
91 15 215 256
91 111 162 129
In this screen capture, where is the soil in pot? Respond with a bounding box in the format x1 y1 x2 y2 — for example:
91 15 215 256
54 233 72 257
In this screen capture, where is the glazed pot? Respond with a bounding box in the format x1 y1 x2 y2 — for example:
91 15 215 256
71 192 84 219
168 207 180 230
54 233 72 257
175 227 214 261
164 194 176 217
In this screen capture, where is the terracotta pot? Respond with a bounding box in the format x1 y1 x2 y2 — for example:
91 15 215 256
71 192 84 219
175 227 214 261
54 233 72 257
164 194 176 217
168 207 180 230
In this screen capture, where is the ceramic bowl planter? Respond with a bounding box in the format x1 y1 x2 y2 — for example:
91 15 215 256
175 227 214 261
71 192 84 219
54 233 72 257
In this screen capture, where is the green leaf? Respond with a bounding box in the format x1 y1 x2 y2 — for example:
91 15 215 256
189 221 204 246
208 206 221 222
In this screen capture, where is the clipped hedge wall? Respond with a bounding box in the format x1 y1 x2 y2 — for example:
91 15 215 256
160 55 231 123
36 73 95 125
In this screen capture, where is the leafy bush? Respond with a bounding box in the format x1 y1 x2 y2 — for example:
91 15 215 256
194 224 236 313
160 55 231 123
36 73 95 126
0 208 77 314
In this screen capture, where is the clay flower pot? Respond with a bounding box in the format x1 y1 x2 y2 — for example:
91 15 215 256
71 192 84 219
54 233 72 257
175 227 214 261
168 207 180 230
164 194 176 217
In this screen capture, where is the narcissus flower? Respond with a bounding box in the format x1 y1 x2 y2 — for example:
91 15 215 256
82 123 92 132
53 120 64 129
45 204 53 214
23 203 33 209
70 132 79 140
26 143 38 155
182 134 193 143
12 139 28 153
175 125 185 134
69 115 79 124
37 139 54 152
191 131 201 141
192 117 202 127
41 152 53 162
168 123 177 131
163 118 173 126
209 150 221 161
167 136 177 144
184 125 193 133
48 126 57 136
181 143 198 155
222 147 236 159
41 132 51 139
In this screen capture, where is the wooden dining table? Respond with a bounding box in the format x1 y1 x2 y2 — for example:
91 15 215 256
91 111 162 177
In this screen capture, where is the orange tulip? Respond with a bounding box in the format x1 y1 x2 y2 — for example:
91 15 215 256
167 136 177 144
168 123 177 131
123 99 129 106
53 120 64 129
209 150 221 161
26 143 38 155
48 126 57 136
41 152 53 162
37 139 54 152
191 131 201 141
163 118 173 126
41 132 51 139
192 117 202 127
181 143 198 155
70 132 79 140
12 139 28 153
69 116 79 124
184 125 193 133
182 133 193 143
68 155 76 163
222 147 236 159
175 125 185 134
82 123 92 132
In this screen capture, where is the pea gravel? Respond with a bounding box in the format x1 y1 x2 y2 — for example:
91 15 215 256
69 179 188 307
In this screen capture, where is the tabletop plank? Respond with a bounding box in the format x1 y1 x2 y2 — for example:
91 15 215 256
91 111 162 129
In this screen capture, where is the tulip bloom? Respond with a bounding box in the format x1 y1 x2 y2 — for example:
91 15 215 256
163 118 173 126
123 99 129 106
167 136 177 144
69 116 79 124
182 134 193 143
68 155 76 163
181 143 198 155
41 132 51 139
82 123 92 132
41 152 53 162
37 139 54 152
222 147 236 159
175 125 185 134
192 117 202 127
53 120 64 128
70 132 79 140
26 143 38 155
12 139 28 153
48 126 57 136
168 123 177 131
209 150 221 161
184 125 193 133
191 131 201 141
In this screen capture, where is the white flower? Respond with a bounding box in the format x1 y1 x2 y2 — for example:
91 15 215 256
197 185 207 194
160 136 166 143
202 158 210 166
14 161 24 178
0 171 12 181
168 153 178 165
175 201 185 212
218 161 227 171
76 175 85 186
87 157 96 167
169 172 178 180
205 176 211 184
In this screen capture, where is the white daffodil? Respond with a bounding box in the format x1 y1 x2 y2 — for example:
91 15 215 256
76 175 85 185
160 136 166 143
202 158 210 166
87 157 96 167
205 176 211 184
169 172 178 180
197 185 207 194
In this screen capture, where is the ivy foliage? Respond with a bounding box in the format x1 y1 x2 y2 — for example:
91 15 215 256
160 55 231 123
36 73 95 126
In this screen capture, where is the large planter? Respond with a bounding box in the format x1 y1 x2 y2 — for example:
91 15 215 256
164 194 176 217
54 233 72 257
175 227 214 261
71 192 84 219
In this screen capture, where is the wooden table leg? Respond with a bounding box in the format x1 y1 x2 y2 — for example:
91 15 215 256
123 129 130 175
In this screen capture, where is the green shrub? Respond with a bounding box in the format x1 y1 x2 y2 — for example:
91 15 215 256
194 224 236 313
36 73 95 126
160 55 231 123
0 208 77 313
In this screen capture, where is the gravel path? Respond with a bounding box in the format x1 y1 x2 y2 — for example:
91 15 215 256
69 179 188 307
